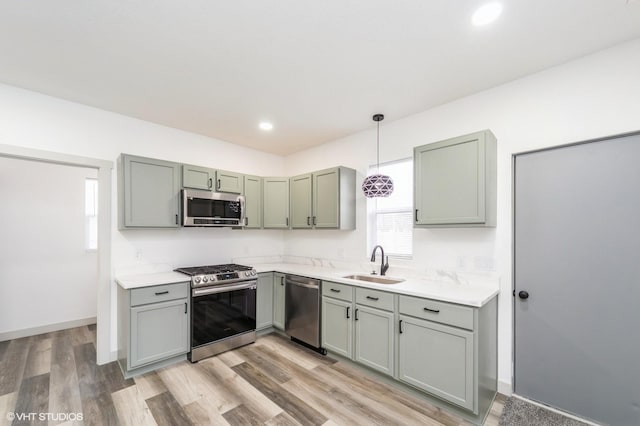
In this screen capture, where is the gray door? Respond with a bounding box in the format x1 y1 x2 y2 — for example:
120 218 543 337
514 133 640 425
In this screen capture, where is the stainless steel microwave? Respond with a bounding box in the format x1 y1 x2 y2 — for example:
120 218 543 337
182 189 245 227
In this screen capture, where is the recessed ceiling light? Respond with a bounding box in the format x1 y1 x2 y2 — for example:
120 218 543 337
259 121 273 131
472 2 503 26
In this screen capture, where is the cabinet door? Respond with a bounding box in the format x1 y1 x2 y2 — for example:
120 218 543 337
122 155 181 228
216 170 244 194
321 297 353 358
290 174 313 228
313 168 340 228
263 178 290 228
130 298 189 368
398 315 474 410
256 273 274 329
354 305 394 376
243 175 263 228
273 273 286 329
414 130 493 226
182 164 215 190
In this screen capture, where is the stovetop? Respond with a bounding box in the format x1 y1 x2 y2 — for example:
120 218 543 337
175 263 257 288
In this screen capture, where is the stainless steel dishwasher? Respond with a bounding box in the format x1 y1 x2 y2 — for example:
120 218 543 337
284 274 325 354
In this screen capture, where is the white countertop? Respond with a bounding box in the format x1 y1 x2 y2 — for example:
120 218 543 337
116 263 499 307
253 263 498 307
115 271 190 290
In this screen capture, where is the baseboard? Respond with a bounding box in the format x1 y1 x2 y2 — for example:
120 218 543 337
498 380 512 396
0 317 97 341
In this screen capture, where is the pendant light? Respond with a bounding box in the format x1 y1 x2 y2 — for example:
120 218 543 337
362 114 394 198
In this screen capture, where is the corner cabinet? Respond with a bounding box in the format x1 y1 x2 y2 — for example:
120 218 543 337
273 273 286 329
256 273 274 329
289 167 356 230
243 175 263 228
117 282 190 378
119 154 181 228
263 178 290 229
414 130 496 227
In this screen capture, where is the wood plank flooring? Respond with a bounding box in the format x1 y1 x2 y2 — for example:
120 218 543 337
0 326 504 425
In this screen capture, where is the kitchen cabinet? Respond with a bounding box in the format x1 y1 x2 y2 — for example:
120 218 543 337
256 273 273 330
118 282 190 377
216 169 244 194
321 294 353 358
182 164 215 190
182 165 243 194
397 294 497 416
243 175 263 228
273 272 286 329
289 167 356 230
263 178 290 228
414 130 496 227
119 154 181 228
354 288 395 376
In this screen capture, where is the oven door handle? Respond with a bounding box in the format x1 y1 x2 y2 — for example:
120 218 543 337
192 281 257 297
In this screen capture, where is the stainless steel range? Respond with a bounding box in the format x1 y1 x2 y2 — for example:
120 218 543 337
175 263 257 362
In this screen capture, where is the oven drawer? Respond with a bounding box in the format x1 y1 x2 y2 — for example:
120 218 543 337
131 282 189 306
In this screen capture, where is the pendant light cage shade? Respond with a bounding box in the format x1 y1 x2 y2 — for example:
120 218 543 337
362 113 394 198
362 174 394 198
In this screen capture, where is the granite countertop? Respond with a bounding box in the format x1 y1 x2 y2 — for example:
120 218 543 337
115 263 499 307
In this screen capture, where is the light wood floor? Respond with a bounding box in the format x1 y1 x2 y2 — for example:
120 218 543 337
0 326 505 425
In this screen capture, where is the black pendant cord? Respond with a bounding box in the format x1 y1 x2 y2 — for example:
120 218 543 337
376 120 380 173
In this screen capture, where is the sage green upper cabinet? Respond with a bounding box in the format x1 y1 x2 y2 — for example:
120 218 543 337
414 130 496 227
263 178 290 228
182 164 215 190
290 174 313 228
216 170 244 194
119 154 181 228
243 175 262 228
289 167 356 230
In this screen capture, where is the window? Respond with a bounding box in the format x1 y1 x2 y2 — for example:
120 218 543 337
85 178 98 250
367 158 413 258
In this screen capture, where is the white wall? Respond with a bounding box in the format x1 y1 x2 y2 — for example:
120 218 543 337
0 84 286 354
283 38 640 391
0 157 98 335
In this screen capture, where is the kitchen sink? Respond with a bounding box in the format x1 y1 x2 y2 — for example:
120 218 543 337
342 274 404 285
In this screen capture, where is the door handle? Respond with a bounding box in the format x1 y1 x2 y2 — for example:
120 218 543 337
280 276 284 286
307 216 311 226
355 308 359 321
286 217 289 227
399 319 404 334
244 217 248 226
217 179 221 190
415 209 419 222
208 178 213 189
175 214 179 225
313 216 316 225
346 307 350 319
184 302 187 314
518 290 530 300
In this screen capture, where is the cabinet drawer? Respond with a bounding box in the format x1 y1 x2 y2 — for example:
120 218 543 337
355 288 394 311
399 295 474 330
322 281 353 302
131 282 189 306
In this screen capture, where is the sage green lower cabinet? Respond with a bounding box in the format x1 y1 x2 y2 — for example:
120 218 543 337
398 314 474 410
321 297 353 358
273 273 286 329
354 305 394 376
257 273 274 330
118 282 190 378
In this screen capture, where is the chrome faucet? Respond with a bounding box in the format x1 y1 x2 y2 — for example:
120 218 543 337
370 245 389 276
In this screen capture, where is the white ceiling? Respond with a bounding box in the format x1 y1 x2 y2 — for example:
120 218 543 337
1 1 639 155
